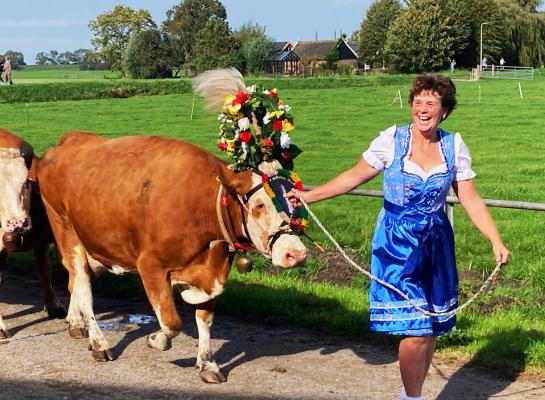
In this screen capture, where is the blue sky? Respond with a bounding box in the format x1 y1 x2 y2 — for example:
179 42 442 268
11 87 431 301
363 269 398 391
0 0 373 64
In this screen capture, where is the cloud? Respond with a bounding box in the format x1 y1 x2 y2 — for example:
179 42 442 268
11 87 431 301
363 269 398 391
0 19 85 28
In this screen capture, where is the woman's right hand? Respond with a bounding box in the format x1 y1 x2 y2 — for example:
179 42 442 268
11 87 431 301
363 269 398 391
284 190 304 207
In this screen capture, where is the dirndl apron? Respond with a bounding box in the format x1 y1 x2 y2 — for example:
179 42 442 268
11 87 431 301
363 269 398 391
369 124 458 336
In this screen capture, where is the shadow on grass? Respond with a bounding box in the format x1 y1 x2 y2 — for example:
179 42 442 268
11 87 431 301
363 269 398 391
435 327 545 399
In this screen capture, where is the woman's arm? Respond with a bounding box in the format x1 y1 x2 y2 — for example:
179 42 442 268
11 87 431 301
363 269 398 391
290 158 381 205
452 179 510 264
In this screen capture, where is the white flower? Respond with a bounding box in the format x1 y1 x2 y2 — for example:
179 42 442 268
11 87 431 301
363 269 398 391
263 113 271 125
263 89 270 95
279 104 292 112
246 85 256 93
241 142 248 159
238 117 250 131
280 132 292 149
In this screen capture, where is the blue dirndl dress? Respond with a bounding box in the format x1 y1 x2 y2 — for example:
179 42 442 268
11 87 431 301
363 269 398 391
369 124 458 336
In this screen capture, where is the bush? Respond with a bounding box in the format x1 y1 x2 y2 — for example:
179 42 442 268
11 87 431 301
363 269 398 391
0 80 192 103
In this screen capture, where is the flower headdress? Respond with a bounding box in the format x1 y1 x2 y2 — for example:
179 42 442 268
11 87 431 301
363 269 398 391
217 86 302 172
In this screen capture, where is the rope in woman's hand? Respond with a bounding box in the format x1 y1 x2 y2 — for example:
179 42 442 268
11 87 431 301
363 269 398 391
298 196 505 321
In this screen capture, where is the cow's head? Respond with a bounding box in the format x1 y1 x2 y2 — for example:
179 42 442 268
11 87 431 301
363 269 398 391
0 142 34 250
215 159 307 269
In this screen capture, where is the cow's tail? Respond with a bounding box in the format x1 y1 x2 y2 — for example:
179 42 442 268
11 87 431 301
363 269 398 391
192 68 246 111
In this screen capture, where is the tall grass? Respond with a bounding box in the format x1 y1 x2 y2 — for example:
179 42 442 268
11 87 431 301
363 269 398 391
1 74 545 374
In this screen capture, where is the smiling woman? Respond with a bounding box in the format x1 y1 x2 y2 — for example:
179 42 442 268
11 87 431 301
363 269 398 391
285 74 510 400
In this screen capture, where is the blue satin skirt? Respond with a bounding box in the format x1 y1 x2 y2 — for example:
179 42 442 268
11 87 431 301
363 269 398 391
369 201 458 336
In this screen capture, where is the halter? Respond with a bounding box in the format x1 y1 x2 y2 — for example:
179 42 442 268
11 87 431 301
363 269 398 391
214 168 306 255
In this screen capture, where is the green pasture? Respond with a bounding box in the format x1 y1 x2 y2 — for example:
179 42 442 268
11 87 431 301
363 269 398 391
12 64 118 82
1 73 545 376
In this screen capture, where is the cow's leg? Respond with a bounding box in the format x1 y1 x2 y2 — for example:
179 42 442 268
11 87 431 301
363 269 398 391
0 249 6 287
63 244 113 361
32 241 66 319
137 254 181 351
195 300 226 383
0 250 9 339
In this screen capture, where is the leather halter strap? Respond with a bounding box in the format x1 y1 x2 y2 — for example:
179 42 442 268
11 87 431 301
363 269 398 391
214 184 254 252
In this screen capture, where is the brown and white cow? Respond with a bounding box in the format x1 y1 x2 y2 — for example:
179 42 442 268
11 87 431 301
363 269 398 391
0 128 66 339
37 131 307 383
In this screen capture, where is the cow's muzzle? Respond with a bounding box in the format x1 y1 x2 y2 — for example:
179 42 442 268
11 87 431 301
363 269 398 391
2 229 26 253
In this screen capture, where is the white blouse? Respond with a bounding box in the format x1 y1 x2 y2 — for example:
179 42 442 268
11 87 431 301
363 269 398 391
362 125 476 181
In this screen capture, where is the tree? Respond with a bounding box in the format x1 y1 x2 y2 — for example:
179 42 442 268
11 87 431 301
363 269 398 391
192 16 238 72
357 0 403 68
496 0 545 67
4 50 26 68
35 52 48 65
449 0 503 67
123 29 172 78
89 5 156 73
233 22 275 74
384 0 465 72
162 0 227 70
80 51 111 71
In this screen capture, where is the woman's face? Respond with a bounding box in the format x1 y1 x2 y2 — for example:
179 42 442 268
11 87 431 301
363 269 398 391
411 90 445 136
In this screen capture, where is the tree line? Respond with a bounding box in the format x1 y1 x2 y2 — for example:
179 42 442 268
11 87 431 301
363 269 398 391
354 0 545 72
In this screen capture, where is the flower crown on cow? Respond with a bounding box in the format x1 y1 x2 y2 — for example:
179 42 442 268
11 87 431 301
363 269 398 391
216 86 302 172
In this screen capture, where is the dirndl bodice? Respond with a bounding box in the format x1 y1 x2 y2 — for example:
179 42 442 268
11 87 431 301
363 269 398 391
369 124 458 336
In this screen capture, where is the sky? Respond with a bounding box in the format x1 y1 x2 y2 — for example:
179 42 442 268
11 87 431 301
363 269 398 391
0 0 373 65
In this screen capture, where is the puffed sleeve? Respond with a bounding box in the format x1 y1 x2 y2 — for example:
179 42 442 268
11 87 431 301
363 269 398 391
454 132 477 181
362 125 396 170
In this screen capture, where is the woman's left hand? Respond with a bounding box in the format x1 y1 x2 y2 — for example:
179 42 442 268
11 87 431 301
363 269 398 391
493 242 511 266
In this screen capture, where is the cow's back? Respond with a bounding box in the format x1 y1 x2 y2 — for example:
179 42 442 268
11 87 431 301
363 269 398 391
38 133 228 268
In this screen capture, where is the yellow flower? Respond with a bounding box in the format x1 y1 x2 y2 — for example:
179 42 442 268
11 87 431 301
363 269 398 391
269 110 284 118
282 120 295 132
224 95 241 116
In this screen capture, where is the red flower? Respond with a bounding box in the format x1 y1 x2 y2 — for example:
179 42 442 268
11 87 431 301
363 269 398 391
240 130 252 143
272 119 283 131
235 91 250 104
218 142 227 151
268 90 278 98
263 137 273 148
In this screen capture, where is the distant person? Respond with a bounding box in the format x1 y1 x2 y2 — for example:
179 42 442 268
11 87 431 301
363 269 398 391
500 57 505 69
482 57 488 68
450 59 456 74
0 57 4 81
2 57 12 85
286 74 510 400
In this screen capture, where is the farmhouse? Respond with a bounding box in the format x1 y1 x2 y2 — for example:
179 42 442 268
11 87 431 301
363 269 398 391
263 42 300 77
292 38 359 70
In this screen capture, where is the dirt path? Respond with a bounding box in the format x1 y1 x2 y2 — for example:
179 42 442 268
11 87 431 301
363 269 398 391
1 268 544 400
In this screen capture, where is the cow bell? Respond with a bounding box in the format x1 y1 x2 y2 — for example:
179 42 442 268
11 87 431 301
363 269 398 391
235 254 253 273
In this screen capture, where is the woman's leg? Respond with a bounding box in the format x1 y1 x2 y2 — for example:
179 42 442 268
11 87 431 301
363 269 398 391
399 336 436 397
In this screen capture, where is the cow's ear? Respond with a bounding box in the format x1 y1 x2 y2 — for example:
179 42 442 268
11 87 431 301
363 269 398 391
211 157 252 196
18 141 34 170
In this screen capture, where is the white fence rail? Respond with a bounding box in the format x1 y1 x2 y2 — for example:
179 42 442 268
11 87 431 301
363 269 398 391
480 65 534 80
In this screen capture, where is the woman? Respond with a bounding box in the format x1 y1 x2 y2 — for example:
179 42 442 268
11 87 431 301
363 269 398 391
287 74 510 400
2 57 11 85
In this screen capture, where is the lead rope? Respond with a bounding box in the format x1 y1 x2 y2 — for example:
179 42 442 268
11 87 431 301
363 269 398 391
299 198 504 320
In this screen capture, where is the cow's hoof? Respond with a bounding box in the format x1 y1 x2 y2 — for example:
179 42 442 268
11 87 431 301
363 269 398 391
146 332 172 351
92 348 115 362
199 369 227 384
0 328 10 340
47 305 67 319
68 326 89 339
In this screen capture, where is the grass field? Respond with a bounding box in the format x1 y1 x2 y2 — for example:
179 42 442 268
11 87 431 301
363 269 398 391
1 70 545 376
12 64 119 82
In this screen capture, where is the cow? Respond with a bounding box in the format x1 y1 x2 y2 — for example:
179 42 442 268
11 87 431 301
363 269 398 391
0 128 66 339
37 130 308 383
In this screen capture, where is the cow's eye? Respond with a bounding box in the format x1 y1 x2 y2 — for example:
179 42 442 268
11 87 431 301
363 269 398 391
254 203 266 211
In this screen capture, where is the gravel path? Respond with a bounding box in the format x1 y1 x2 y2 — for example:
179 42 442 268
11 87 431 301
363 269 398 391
1 269 544 400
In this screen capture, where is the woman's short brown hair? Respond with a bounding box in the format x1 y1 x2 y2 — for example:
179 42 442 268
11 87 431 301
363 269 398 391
409 74 457 119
